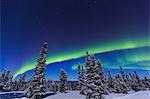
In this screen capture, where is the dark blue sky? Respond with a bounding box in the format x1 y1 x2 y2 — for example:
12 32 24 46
1 0 149 76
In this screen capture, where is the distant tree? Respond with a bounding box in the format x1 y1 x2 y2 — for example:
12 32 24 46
79 65 87 95
67 82 72 90
119 66 132 91
59 68 68 93
120 66 126 81
26 42 48 99
142 77 150 90
11 80 18 91
97 61 109 94
124 74 132 91
113 74 128 94
78 64 81 90
107 70 115 93
18 73 26 91
133 71 146 91
0 70 13 92
128 71 146 91
52 81 58 92
46 80 53 91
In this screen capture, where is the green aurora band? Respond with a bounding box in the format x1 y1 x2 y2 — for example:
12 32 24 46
71 51 150 70
13 38 150 78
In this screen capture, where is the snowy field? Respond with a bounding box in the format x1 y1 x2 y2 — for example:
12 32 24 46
0 90 150 99
104 90 150 99
44 90 150 99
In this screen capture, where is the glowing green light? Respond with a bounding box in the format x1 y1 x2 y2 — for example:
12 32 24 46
71 53 150 71
13 38 150 78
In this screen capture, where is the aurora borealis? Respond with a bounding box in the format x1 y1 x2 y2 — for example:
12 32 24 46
15 46 150 80
1 0 150 80
14 38 150 78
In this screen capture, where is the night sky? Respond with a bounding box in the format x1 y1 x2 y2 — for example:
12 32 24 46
1 0 150 79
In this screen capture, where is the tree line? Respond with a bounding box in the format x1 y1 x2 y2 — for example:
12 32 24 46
0 42 150 99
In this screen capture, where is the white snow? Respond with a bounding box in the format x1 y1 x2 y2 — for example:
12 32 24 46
1 90 150 99
43 91 150 99
44 90 150 99
13 98 28 99
0 91 25 95
44 91 85 99
106 91 150 99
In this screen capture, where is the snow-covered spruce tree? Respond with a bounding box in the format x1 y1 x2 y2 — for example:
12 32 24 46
59 68 68 93
97 61 109 94
46 80 53 92
129 72 138 91
113 74 128 94
0 70 13 92
97 61 106 83
84 51 105 99
107 70 115 93
129 73 134 80
124 74 132 91
129 71 145 91
125 75 130 82
18 73 26 91
71 81 79 90
119 66 131 92
142 77 150 90
79 65 87 95
26 42 48 99
120 66 126 81
78 64 82 90
68 82 72 90
133 71 146 91
11 80 18 91
94 73 109 95
52 81 58 92
67 81 78 91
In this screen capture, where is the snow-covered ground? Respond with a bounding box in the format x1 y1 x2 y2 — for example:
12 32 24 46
105 91 150 99
0 91 25 99
0 91 25 95
44 90 150 99
44 91 85 99
1 90 150 99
